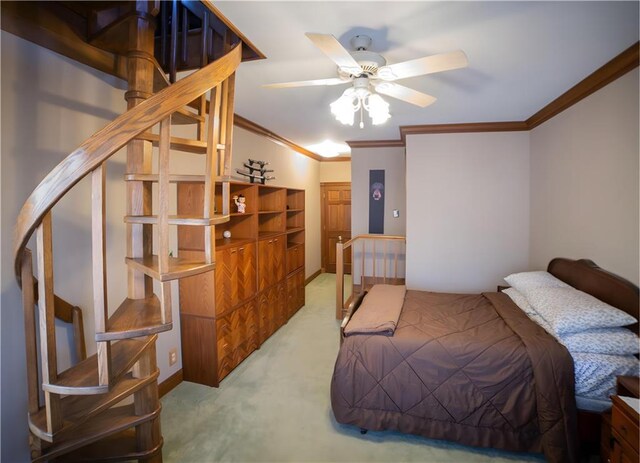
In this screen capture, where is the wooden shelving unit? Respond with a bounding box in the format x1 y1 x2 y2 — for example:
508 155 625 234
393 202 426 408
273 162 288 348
177 181 305 386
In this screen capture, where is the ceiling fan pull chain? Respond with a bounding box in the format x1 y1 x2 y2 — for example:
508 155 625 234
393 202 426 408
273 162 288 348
359 105 364 129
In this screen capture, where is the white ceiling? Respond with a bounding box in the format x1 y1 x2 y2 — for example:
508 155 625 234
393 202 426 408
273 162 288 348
217 1 639 155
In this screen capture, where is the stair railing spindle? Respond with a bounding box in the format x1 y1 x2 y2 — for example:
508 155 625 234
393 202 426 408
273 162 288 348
91 165 112 387
21 248 40 415
36 212 63 433
169 0 179 83
157 117 171 275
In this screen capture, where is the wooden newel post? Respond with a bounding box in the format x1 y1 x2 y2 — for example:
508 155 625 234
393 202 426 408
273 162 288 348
336 236 344 320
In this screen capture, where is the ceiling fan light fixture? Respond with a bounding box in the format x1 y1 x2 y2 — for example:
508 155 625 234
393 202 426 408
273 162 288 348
330 93 357 126
366 94 391 125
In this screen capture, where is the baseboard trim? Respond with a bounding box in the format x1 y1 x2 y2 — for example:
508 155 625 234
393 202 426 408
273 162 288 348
159 369 183 398
305 269 322 285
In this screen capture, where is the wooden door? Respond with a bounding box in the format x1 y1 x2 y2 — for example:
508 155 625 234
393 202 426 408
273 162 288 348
321 183 351 274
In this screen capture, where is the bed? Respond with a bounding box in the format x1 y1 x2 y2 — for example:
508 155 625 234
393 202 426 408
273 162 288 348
330 258 639 463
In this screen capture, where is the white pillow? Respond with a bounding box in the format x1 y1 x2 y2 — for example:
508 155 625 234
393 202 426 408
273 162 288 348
503 271 570 294
523 286 637 335
561 328 639 356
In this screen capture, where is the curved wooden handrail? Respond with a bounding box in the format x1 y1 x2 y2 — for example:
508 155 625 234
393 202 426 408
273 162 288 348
13 43 242 281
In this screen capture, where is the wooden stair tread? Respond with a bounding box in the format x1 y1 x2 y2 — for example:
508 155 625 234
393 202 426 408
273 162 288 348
125 255 215 282
172 107 205 125
43 336 156 395
29 372 158 442
135 132 225 153
124 214 230 226
50 429 163 462
34 403 161 462
124 173 232 183
95 296 171 342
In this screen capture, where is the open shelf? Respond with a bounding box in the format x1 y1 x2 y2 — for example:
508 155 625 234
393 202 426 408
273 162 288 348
258 186 285 212
287 188 304 210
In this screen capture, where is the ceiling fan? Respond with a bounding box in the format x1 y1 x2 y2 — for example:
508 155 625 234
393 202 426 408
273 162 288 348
263 33 468 128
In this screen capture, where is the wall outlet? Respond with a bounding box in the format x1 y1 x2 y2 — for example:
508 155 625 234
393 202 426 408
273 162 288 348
393 209 400 218
169 348 178 366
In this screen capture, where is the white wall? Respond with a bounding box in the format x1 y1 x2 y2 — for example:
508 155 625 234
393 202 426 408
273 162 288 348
350 146 406 236
319 160 351 182
405 132 530 292
529 69 639 285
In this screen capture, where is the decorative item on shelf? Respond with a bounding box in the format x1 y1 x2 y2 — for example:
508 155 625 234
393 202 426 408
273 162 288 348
223 230 232 239
233 194 246 213
236 158 275 184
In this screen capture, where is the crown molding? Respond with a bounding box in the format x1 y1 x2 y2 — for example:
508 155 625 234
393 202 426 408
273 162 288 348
400 121 528 142
233 114 323 161
526 41 639 129
346 140 406 149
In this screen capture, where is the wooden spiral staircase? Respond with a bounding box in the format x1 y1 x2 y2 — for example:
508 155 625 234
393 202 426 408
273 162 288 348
8 1 263 460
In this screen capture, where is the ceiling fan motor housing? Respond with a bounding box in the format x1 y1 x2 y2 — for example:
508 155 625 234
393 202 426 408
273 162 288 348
350 50 387 76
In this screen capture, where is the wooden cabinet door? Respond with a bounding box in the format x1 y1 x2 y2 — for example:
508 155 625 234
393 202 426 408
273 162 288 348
296 269 305 311
273 236 285 282
215 247 238 315
258 238 272 291
276 281 287 327
286 274 296 318
257 289 270 345
237 242 256 302
217 299 259 381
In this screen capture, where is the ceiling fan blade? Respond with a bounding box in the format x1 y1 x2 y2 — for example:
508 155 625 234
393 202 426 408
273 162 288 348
378 50 468 81
305 33 363 75
374 83 437 107
262 77 350 89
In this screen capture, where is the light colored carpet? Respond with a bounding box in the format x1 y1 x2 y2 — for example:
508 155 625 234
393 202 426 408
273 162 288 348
161 273 544 462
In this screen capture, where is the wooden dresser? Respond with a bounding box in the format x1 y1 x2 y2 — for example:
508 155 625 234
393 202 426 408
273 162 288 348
603 376 640 463
177 181 305 386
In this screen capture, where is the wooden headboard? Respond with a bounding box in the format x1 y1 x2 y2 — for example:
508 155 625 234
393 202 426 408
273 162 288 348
548 258 639 335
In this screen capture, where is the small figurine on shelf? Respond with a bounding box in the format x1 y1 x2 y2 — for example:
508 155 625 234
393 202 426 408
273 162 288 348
233 194 246 213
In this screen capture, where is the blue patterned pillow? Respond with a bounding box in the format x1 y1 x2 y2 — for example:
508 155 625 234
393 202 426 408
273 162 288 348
561 328 639 355
523 286 637 335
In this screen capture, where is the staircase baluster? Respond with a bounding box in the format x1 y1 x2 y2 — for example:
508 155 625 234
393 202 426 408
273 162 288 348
204 85 221 263
181 4 188 65
21 248 40 416
92 164 112 387
222 73 237 177
169 0 178 83
197 94 207 141
36 212 63 434
158 117 171 275
200 9 209 67
160 2 168 67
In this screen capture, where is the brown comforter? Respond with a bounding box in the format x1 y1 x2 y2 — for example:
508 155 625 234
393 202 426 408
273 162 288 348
331 291 577 463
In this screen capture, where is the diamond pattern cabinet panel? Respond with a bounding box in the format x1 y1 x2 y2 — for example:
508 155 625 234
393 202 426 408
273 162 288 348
215 247 239 316
257 238 272 292
237 242 256 303
217 299 259 381
272 236 286 283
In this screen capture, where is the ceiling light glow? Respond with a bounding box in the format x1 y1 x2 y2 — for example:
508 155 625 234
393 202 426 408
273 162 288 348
307 140 351 158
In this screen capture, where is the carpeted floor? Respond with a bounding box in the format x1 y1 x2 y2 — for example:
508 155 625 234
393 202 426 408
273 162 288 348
161 273 544 462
